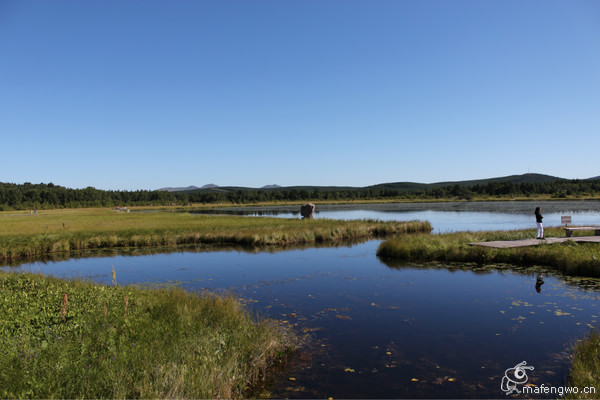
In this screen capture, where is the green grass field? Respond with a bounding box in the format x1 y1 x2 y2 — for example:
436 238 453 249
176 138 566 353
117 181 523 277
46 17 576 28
0 271 296 399
0 208 432 260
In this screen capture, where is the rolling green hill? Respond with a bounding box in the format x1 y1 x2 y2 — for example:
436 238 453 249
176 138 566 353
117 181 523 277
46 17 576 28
177 173 563 194
366 173 562 192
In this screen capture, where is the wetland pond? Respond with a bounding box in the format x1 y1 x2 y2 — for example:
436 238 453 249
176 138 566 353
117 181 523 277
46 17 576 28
5 201 600 398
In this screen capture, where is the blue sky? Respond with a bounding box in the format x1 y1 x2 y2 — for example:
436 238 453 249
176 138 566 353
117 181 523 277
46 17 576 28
1 1 599 190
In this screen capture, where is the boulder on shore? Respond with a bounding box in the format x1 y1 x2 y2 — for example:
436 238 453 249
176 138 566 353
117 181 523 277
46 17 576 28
300 203 315 219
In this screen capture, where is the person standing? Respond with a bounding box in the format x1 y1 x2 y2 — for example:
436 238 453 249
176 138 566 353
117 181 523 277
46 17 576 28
535 207 544 239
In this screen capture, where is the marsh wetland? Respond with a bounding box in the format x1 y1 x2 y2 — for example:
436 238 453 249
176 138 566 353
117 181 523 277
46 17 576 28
3 201 600 398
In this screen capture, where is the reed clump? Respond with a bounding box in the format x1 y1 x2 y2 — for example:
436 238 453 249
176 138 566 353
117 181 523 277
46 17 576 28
377 227 600 278
566 330 600 399
0 271 297 399
0 208 431 261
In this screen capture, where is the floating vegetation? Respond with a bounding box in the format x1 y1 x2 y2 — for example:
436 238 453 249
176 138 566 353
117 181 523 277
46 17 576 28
555 310 571 316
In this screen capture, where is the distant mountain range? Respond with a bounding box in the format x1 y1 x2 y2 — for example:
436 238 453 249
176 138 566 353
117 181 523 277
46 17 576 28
158 184 217 192
157 173 599 193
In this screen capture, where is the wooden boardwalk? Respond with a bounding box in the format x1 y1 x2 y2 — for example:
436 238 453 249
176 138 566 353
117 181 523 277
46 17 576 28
469 236 600 249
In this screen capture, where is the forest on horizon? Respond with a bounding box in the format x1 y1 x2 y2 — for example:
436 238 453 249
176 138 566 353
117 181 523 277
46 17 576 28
1 178 599 210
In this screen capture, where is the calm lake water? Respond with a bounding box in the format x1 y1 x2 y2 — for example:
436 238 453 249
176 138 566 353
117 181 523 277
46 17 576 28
4 241 600 398
195 200 600 233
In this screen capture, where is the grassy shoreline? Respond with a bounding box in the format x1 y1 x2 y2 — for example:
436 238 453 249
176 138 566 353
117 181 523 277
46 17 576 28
0 271 296 399
0 208 431 261
377 227 600 278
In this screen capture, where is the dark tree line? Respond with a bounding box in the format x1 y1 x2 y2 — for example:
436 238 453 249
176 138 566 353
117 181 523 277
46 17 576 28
0 182 178 210
421 180 600 199
1 180 599 210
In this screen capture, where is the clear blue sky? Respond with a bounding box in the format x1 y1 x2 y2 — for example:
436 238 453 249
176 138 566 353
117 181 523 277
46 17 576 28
1 0 599 190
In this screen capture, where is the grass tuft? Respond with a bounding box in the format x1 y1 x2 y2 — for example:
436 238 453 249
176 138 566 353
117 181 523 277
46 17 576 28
567 330 600 399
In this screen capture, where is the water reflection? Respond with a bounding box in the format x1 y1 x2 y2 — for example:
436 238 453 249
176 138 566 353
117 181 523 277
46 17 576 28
0 238 370 268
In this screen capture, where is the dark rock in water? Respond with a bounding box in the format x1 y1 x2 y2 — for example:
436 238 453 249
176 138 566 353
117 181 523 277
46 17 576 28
301 203 315 219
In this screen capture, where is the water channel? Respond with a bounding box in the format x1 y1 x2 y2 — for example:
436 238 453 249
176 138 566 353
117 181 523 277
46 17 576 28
4 201 600 398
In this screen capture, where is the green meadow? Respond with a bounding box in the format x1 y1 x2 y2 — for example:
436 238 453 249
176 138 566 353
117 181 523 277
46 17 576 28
0 207 431 260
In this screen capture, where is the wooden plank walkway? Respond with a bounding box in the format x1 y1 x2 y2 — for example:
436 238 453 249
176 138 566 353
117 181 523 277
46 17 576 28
469 236 600 249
